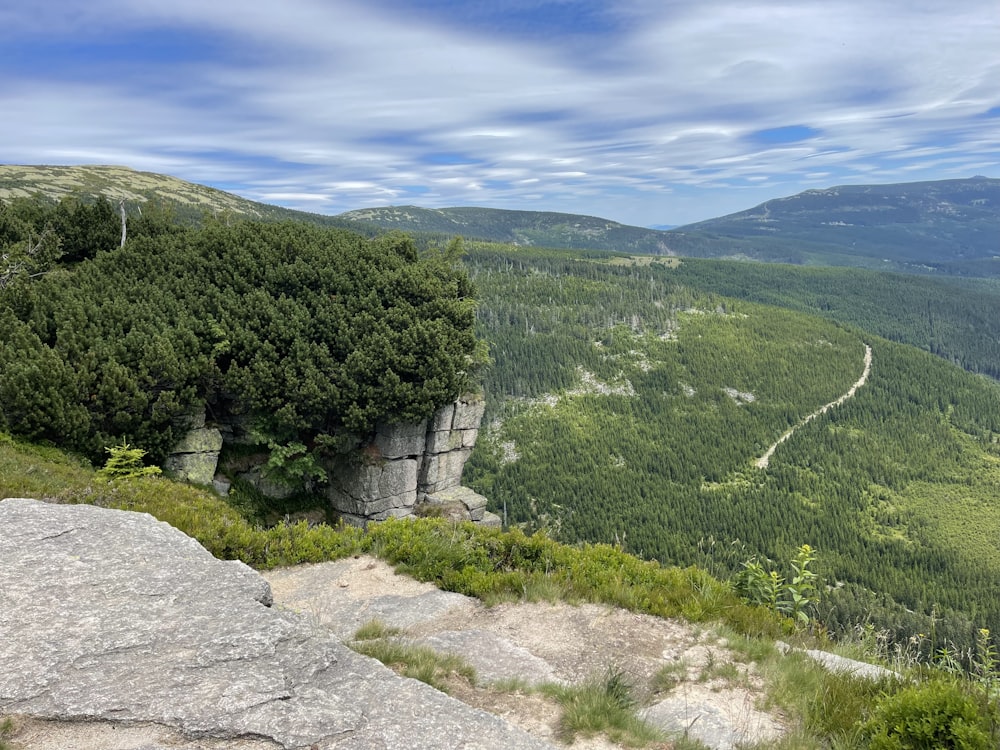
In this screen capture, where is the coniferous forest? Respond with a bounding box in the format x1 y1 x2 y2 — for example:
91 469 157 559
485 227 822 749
461 244 1000 652
4 195 1000 655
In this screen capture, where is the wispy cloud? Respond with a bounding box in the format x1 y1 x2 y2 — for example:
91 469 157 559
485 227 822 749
1 0 997 224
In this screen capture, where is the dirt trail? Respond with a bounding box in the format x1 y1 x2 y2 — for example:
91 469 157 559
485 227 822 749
755 344 872 469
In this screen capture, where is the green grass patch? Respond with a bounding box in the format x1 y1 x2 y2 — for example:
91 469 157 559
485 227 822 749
0 717 14 750
539 669 663 747
348 638 476 693
353 620 404 641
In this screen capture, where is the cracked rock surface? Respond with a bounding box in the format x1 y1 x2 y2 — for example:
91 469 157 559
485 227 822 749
0 498 553 749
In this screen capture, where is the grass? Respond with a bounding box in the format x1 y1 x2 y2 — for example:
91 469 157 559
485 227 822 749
352 619 404 641
6 431 1000 747
0 717 15 750
348 630 476 693
539 669 664 747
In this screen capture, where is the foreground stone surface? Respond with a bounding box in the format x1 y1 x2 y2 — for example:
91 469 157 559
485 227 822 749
0 498 553 750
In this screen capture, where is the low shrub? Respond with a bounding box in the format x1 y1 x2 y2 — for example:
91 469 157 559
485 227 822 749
861 678 999 749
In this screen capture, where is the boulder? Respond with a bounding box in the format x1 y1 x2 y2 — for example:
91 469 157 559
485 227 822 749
0 498 554 750
164 426 224 485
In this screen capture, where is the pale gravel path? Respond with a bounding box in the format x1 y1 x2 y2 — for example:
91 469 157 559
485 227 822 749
755 344 872 469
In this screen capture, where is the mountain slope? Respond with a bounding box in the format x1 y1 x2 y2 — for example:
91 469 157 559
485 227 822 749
5 166 997 276
0 164 363 229
666 177 1000 274
337 205 676 253
463 243 1000 647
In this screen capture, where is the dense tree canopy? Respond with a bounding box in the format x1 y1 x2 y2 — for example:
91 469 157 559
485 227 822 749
0 217 482 461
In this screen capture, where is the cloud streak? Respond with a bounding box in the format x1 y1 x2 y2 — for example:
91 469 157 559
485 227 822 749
1 0 997 225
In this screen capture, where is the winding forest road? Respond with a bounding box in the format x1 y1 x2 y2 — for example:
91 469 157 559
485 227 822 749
755 344 873 469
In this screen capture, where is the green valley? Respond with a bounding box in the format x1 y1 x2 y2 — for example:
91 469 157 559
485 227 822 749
463 244 1000 650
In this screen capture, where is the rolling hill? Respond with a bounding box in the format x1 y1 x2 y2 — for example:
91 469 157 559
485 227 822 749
0 164 365 229
3 165 997 275
667 176 1000 274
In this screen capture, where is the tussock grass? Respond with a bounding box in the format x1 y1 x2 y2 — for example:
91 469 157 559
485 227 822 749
0 716 15 750
352 620 404 641
539 670 663 747
14 431 1000 747
348 638 476 693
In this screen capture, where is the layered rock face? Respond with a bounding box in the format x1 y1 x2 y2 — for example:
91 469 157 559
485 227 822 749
0 498 551 749
325 394 496 526
162 408 224 487
165 394 497 526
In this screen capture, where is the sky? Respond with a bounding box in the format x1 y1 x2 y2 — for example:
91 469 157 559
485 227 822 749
1 1 998 227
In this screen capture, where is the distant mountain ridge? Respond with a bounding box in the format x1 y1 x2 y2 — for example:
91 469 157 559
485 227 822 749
0 164 361 229
666 176 1000 274
336 205 677 254
2 165 997 275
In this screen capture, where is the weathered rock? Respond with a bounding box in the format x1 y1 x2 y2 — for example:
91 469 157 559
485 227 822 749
373 419 427 459
0 498 554 750
775 642 901 681
419 448 472 494
425 427 465 455
453 395 486 431
263 556 478 641
480 510 503 528
164 427 224 485
640 685 784 750
234 466 298 500
413 630 563 687
326 458 418 518
423 486 490 522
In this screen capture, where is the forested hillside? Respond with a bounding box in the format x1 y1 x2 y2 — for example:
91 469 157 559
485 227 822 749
462 244 1000 651
671 259 1000 380
0 197 481 465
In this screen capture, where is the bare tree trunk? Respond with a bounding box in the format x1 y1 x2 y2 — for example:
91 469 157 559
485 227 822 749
119 199 127 248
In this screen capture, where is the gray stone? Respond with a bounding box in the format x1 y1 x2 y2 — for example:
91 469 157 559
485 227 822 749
171 426 224 454
373 420 427 460
790 645 901 681
480 511 503 528
327 458 417 516
414 630 563 687
640 688 783 750
419 449 471 493
430 403 456 433
425 429 464 455
165 427 224 485
461 428 479 449
452 395 486 431
0 498 554 750
213 474 232 496
426 486 488 513
235 467 297 501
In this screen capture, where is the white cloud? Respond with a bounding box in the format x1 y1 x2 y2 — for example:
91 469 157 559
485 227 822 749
0 0 997 225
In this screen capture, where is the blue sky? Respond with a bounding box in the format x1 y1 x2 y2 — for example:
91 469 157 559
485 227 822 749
2 1 997 226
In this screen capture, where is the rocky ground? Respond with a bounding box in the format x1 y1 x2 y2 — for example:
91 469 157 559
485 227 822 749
262 556 786 750
5 498 866 750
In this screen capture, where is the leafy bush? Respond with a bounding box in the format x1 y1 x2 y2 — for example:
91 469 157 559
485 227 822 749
734 544 819 626
861 679 999 749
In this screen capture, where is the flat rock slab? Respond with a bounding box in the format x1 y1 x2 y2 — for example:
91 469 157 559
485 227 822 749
0 498 553 750
640 685 784 750
263 556 476 640
412 630 564 687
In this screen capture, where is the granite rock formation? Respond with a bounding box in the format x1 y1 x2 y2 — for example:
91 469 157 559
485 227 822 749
0 498 551 749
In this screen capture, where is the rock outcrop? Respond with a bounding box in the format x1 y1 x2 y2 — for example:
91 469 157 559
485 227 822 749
173 393 496 526
0 498 552 750
163 408 224 486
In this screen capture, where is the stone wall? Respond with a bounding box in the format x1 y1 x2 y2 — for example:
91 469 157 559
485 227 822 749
165 393 498 526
